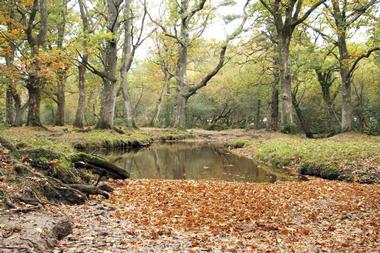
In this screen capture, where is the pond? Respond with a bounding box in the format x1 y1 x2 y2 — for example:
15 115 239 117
99 142 291 183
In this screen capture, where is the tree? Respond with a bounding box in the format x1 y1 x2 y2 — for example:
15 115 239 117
152 0 251 129
259 0 326 129
326 0 379 131
150 33 175 127
119 0 150 128
54 0 69 126
73 0 90 128
307 0 380 131
96 0 124 129
24 0 48 126
77 0 124 129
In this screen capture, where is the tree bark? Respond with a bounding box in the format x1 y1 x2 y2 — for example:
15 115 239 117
173 1 190 129
74 62 87 128
255 99 261 129
97 78 118 129
25 0 48 127
266 53 280 131
27 77 42 126
4 4 18 127
292 93 313 138
151 71 170 126
55 78 66 126
74 0 89 128
278 36 293 126
267 85 279 131
119 0 135 128
13 91 22 126
337 33 352 132
5 88 15 126
332 0 352 131
315 68 340 127
96 0 122 129
173 94 188 129
54 0 68 126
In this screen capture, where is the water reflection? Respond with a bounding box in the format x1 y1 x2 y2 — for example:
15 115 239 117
100 143 290 183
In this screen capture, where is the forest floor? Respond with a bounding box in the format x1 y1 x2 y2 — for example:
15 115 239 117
53 179 379 252
0 127 380 252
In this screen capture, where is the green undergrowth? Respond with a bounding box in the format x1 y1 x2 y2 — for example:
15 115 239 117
0 127 193 154
224 139 252 149
250 134 380 183
0 127 192 181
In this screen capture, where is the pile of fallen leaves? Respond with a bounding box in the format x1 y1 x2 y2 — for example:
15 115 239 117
54 179 380 252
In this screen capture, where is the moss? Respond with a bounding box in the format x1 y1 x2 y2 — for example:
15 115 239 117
21 148 80 184
299 163 341 180
224 139 251 149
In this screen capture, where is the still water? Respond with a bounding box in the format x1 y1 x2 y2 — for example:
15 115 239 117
100 143 291 183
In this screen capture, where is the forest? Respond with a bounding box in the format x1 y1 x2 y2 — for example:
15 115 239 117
0 0 380 252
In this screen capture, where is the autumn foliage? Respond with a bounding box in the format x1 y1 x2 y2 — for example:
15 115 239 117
55 179 380 252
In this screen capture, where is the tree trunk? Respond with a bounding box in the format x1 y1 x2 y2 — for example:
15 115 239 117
315 69 340 128
337 37 352 132
151 71 170 126
74 0 89 129
74 62 87 128
121 85 134 128
27 77 42 126
173 94 188 129
267 53 280 131
97 78 117 129
5 88 15 126
278 36 293 127
54 0 68 126
292 93 313 138
267 85 279 131
13 92 22 126
341 77 352 132
332 1 352 132
255 99 261 129
173 1 190 129
55 77 65 126
119 0 135 128
96 0 121 129
25 0 48 127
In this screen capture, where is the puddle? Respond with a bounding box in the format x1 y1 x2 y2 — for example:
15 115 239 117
99 142 291 183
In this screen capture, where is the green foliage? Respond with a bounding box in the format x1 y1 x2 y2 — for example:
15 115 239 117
280 123 298 134
252 134 380 181
224 139 251 148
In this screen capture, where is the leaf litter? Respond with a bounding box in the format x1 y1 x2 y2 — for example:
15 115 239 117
52 179 380 252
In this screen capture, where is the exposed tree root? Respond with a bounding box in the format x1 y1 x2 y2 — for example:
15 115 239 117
68 184 110 199
71 152 129 179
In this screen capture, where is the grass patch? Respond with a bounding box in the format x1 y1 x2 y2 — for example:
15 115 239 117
224 139 251 149
250 133 380 182
0 127 193 154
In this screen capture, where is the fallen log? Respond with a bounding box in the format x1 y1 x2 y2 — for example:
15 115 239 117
71 153 129 179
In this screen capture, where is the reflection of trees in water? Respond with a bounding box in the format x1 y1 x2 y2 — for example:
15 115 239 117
211 147 260 179
123 157 133 174
171 150 186 180
151 149 161 177
103 144 280 182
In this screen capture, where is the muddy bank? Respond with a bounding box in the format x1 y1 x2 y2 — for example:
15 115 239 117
0 210 72 252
